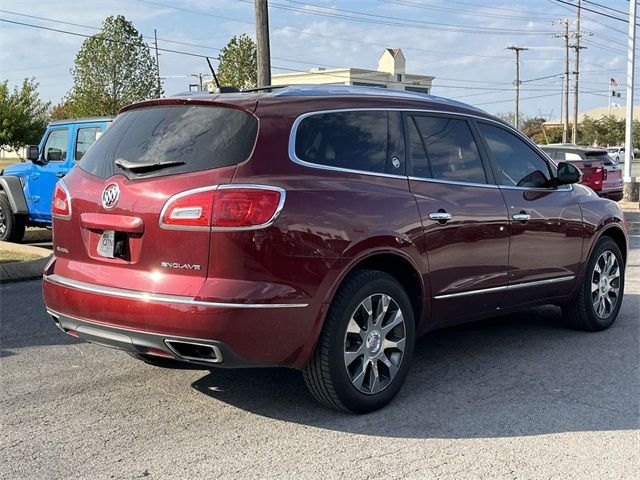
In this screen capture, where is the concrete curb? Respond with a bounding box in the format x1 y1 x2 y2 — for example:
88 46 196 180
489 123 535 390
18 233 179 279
0 241 52 284
620 202 640 234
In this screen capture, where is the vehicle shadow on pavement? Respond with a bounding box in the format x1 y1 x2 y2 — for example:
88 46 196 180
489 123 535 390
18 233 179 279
191 297 639 439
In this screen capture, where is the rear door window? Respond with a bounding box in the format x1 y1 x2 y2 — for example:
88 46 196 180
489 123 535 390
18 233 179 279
75 127 102 161
294 111 389 174
79 105 258 179
409 114 487 184
476 122 553 188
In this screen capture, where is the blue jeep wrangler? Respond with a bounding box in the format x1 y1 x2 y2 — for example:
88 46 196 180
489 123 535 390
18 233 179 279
0 117 112 242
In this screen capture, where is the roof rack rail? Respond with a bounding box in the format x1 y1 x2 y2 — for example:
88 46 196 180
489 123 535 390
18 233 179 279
241 85 289 93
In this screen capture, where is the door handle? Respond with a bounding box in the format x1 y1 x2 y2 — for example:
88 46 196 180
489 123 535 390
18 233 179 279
55 172 65 178
512 212 531 221
429 211 452 222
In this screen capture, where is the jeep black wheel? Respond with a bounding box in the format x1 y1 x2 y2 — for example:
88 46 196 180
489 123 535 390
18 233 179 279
303 269 415 413
0 193 25 243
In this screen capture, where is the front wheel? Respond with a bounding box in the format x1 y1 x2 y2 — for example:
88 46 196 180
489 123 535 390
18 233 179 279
303 270 415 413
563 237 625 331
0 193 26 242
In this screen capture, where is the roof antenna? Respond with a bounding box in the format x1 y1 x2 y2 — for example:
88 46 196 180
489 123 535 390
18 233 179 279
206 57 221 90
206 56 238 93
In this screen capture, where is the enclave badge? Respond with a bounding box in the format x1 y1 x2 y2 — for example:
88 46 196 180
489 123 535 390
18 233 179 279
102 183 120 209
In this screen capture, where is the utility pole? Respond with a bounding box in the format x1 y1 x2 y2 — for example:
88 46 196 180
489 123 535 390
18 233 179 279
623 0 637 201
154 29 161 97
554 20 570 143
571 1 581 144
507 46 529 130
562 20 570 143
255 0 271 87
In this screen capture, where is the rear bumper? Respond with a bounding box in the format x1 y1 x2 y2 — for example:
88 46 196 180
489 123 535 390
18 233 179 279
46 308 255 368
42 273 322 368
599 189 624 202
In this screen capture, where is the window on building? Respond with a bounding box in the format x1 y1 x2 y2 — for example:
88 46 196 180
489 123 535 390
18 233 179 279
477 122 553 188
410 115 486 184
295 111 388 173
405 86 429 94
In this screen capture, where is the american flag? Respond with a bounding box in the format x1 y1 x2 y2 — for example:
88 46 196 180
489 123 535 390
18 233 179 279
610 78 619 86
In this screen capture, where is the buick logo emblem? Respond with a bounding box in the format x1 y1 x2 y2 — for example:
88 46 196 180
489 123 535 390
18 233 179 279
102 183 120 209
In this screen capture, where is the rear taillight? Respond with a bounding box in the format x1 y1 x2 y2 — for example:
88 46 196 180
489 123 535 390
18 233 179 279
52 182 71 219
160 185 284 230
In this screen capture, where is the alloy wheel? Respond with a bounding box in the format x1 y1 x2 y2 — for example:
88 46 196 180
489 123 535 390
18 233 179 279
591 250 621 319
343 293 406 395
0 205 6 237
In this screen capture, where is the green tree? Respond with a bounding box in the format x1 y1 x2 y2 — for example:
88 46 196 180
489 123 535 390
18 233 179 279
0 78 49 156
217 34 257 89
64 15 161 117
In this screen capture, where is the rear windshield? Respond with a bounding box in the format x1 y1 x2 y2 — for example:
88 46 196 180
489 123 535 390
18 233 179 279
79 105 258 179
585 151 614 165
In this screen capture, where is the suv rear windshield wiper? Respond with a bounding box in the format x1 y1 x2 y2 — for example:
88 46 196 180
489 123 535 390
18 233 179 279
115 158 185 173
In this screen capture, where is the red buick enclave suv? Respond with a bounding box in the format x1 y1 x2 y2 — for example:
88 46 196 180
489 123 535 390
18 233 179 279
43 86 628 413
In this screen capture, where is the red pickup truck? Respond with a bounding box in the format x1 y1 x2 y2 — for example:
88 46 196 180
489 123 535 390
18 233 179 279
539 144 616 198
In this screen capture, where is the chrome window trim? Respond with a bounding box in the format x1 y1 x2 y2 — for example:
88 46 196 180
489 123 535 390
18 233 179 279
288 108 562 189
407 176 499 190
499 184 573 192
52 179 72 220
433 275 575 300
44 274 309 309
159 184 286 232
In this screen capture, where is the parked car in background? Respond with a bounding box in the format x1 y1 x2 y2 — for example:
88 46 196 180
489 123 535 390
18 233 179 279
539 144 623 201
0 117 113 241
42 86 628 413
606 146 633 164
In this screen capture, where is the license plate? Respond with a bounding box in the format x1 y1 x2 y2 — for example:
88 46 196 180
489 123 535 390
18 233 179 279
97 230 115 258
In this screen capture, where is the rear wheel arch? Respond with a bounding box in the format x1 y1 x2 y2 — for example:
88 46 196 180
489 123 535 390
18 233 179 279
329 251 425 332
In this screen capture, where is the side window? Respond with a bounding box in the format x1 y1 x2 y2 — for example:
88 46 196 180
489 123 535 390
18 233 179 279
295 111 388 173
477 122 553 188
43 129 70 162
411 115 486 184
75 127 101 161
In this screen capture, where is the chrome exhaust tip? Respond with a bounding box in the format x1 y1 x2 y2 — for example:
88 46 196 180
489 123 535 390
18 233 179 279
164 340 223 363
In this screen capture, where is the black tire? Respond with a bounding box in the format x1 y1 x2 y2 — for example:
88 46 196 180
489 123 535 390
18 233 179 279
126 351 193 369
303 269 416 413
563 237 625 331
0 192 26 242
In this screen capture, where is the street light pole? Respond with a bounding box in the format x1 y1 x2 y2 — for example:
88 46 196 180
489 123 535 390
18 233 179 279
623 0 637 201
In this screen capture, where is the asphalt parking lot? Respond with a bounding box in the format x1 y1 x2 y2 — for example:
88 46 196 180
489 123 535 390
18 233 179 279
1 238 638 479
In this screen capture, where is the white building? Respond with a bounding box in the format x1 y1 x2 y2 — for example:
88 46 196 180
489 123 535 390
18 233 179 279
270 48 434 93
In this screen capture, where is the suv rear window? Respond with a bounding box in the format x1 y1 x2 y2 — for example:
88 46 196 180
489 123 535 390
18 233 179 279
79 105 258 179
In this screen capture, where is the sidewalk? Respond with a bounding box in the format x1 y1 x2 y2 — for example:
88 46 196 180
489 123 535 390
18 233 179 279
0 242 51 283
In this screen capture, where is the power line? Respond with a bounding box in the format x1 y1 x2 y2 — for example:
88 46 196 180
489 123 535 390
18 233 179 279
554 0 639 25
583 0 629 18
239 0 557 35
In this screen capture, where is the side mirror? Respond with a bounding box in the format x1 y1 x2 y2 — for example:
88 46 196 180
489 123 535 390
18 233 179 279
556 162 582 186
27 145 39 161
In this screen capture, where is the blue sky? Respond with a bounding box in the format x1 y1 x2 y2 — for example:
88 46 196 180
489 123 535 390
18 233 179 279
0 0 636 119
